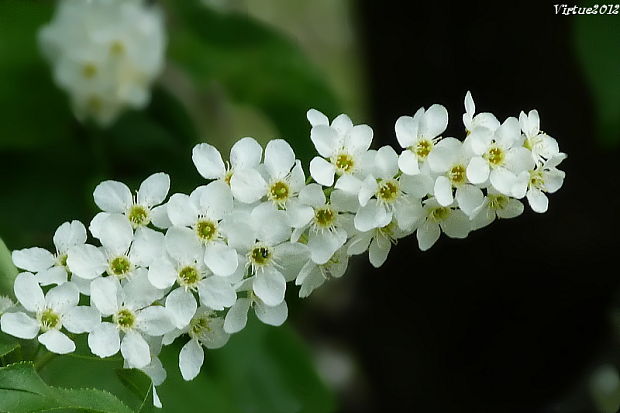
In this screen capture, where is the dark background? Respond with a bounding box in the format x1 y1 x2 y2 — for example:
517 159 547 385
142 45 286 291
298 1 620 412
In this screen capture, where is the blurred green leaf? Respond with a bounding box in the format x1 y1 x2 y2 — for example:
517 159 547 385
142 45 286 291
0 362 134 413
574 13 620 145
165 0 341 164
0 0 74 149
0 238 17 300
0 334 19 359
41 318 334 413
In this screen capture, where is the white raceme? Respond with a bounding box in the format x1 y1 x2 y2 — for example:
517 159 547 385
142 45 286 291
1 92 566 407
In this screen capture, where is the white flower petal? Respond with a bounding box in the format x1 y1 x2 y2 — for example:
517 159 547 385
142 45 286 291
137 173 170 207
166 193 199 228
198 277 236 311
147 257 177 289
441 210 471 239
90 277 120 316
93 180 132 213
179 339 204 381
53 220 87 253
165 226 202 265
200 180 233 220
417 221 441 251
255 300 288 326
45 282 79 314
311 125 338 158
38 330 75 354
419 104 448 139
466 156 490 184
66 244 108 280
307 109 329 126
310 157 335 187
98 214 134 256
166 288 197 330
230 137 263 169
230 168 267 204
354 201 391 232
433 176 454 207
223 298 251 334
394 115 418 148
398 150 420 175
130 227 164 267
527 188 549 213
497 198 524 219
1 312 39 339
369 237 390 268
137 306 174 336
14 272 45 312
88 322 120 358
346 124 373 153
63 306 101 334
12 248 55 273
192 143 226 180
121 330 151 369
150 205 172 229
204 242 238 277
490 167 516 195
455 185 484 217
253 268 286 307
308 229 347 265
265 139 295 178
36 266 67 286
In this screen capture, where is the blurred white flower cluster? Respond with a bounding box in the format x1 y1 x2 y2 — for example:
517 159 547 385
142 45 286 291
0 92 566 406
39 0 166 126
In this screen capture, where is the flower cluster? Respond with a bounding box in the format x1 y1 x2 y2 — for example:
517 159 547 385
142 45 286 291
0 93 566 406
38 0 166 126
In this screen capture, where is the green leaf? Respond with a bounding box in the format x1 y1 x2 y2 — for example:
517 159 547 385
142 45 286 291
0 334 19 360
165 0 341 164
115 368 152 410
0 238 17 300
0 362 134 413
573 13 620 145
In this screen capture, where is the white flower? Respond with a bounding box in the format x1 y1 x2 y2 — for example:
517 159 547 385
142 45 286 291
513 154 567 213
470 189 524 230
395 104 448 175
67 214 163 282
38 0 166 126
465 117 535 196
295 248 350 298
223 281 288 334
192 137 266 204
519 109 561 165
224 203 308 307
88 273 173 368
287 183 351 265
259 139 306 210
0 296 16 316
409 198 471 251
427 137 484 216
356 145 431 232
462 91 500 134
148 226 237 318
166 181 238 277
92 172 170 231
347 220 412 268
163 308 229 381
1 273 99 354
12 220 87 286
307 109 374 188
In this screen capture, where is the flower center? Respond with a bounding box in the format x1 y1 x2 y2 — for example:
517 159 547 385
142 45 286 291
38 308 61 332
376 179 400 203
110 40 125 56
488 194 508 210
113 308 136 331
127 205 150 227
195 219 218 243
429 206 451 222
332 153 355 174
87 96 103 113
249 245 273 270
314 206 336 229
82 63 98 79
484 146 505 167
178 266 201 288
56 253 68 268
223 170 234 186
529 170 545 189
412 139 433 160
448 164 467 185
268 180 291 206
108 256 132 278
189 314 212 340
377 221 398 243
